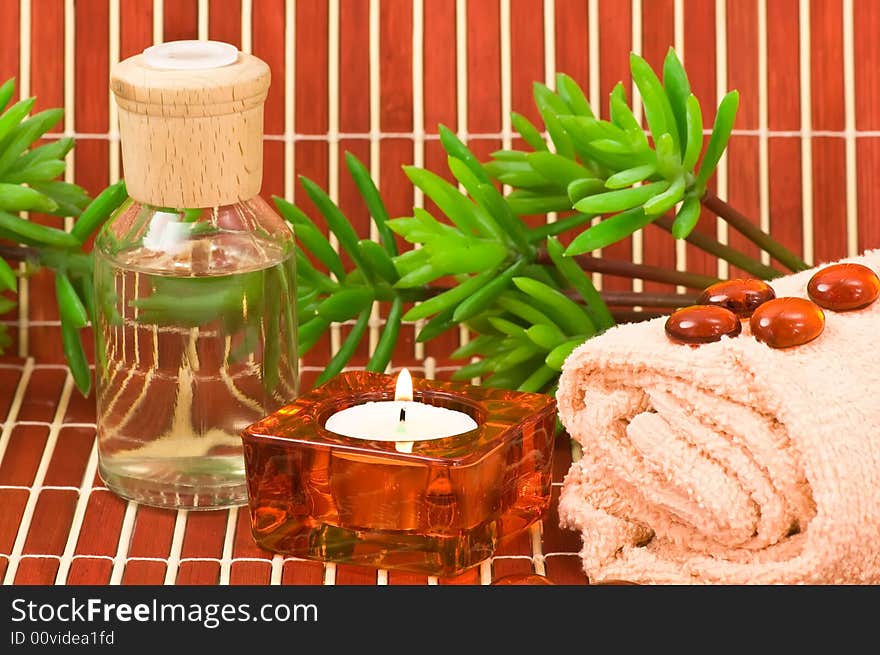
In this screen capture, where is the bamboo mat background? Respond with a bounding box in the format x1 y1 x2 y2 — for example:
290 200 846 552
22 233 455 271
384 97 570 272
1 0 879 585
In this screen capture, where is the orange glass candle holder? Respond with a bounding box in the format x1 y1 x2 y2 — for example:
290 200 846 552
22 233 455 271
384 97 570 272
240 371 557 576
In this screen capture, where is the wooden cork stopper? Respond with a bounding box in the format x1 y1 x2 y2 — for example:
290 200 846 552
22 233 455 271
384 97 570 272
110 41 271 208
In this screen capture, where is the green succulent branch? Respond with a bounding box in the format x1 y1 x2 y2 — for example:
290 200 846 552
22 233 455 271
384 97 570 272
1 49 808 398
0 79 127 393
279 49 810 395
487 49 809 275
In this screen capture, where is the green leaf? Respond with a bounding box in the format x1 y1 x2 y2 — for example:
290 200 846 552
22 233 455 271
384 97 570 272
471 183 531 251
2 159 65 184
0 183 57 213
512 276 595 336
425 235 508 274
8 136 73 172
526 213 592 242
605 164 657 190
366 297 403 372
567 178 606 204
533 81 573 117
609 83 645 142
71 179 127 244
451 357 498 382
0 78 14 112
574 180 669 214
546 236 615 330
566 206 655 254
518 364 557 393
0 256 16 291
555 73 594 118
393 264 436 289
296 250 338 294
403 268 497 321
0 210 78 248
526 151 596 186
315 308 371 385
662 48 691 157
358 239 398 283
496 342 542 369
438 124 491 183
540 107 576 159
526 323 567 350
288 217 345 280
642 174 686 217
344 152 398 256
558 116 648 171
496 292 555 327
591 139 632 155
414 306 456 342
453 259 526 322
61 317 91 395
299 175 372 276
507 190 574 216
511 112 549 151
446 157 507 242
491 149 528 162
488 316 529 339
317 287 374 322
682 94 704 171
0 97 35 147
671 194 702 238
630 52 680 154
655 132 681 178
485 164 555 189
451 334 503 359
695 90 739 191
29 181 89 217
55 271 88 329
484 356 546 389
0 108 64 178
404 166 488 236
298 317 331 356
545 338 584 371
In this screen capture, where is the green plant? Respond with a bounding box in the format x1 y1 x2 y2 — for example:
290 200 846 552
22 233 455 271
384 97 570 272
0 78 127 393
278 49 807 395
0 49 810 396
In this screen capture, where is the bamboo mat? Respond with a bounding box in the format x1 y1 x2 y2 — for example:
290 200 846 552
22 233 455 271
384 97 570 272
0 357 587 585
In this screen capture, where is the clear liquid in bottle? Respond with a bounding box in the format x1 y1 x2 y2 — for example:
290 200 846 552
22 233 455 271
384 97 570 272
94 199 298 509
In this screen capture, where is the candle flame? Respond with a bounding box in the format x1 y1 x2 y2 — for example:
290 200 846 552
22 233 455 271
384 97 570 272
395 368 413 402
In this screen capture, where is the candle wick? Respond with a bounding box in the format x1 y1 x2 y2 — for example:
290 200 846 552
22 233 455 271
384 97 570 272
399 408 406 423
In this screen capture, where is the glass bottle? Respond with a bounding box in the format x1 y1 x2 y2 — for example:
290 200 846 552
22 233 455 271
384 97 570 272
94 41 298 509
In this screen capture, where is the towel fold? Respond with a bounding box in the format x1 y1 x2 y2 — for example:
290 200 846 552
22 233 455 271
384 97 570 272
557 250 880 584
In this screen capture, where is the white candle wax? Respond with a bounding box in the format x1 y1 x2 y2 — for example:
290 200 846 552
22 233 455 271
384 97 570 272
323 369 477 453
324 400 477 442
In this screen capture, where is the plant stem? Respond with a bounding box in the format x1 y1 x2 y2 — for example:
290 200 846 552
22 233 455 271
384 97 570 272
527 213 592 242
593 290 699 308
702 191 810 272
423 284 696 308
654 214 783 280
0 244 38 262
537 248 721 290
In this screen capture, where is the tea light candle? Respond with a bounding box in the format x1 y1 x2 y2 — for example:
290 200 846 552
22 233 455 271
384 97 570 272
323 369 478 453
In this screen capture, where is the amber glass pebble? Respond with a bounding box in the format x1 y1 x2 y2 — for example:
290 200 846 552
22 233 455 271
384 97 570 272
697 278 776 318
491 574 555 586
665 305 742 344
807 263 880 311
749 297 825 348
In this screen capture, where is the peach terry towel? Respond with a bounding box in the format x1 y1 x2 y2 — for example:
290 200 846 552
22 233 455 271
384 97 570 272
557 250 880 584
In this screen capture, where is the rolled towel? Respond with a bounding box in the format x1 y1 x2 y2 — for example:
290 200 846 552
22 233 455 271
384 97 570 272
557 250 880 584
